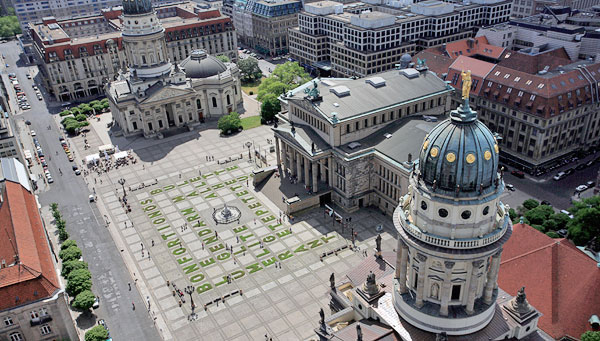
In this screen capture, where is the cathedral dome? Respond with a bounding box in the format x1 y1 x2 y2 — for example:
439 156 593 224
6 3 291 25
180 50 227 79
122 0 153 15
418 103 499 194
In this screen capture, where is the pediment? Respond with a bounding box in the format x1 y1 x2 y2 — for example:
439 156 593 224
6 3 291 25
141 85 195 104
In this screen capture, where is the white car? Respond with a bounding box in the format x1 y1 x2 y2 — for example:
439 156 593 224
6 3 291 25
575 184 588 192
30 130 36 136
553 171 565 181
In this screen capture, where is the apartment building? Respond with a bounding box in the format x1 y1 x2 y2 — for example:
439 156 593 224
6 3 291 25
272 67 452 214
510 0 597 18
289 0 511 78
478 6 600 60
0 158 78 341
231 0 302 56
30 1 237 102
416 37 600 171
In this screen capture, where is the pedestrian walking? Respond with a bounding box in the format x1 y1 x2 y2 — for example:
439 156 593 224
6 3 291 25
132 302 135 310
152 239 155 247
128 282 131 291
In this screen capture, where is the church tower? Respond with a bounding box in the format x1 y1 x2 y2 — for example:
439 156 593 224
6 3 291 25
392 74 512 335
121 0 172 80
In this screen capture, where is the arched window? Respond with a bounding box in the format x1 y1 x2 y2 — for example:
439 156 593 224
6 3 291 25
227 94 231 105
212 97 217 108
430 283 440 300
196 99 202 109
142 55 146 65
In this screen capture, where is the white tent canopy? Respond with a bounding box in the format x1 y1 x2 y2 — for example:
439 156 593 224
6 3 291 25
114 151 128 160
85 154 100 164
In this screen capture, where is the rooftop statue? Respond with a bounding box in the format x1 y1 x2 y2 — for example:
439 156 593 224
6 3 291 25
304 80 320 99
461 70 472 100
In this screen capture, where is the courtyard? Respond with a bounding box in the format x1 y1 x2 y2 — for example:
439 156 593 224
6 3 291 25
68 116 398 340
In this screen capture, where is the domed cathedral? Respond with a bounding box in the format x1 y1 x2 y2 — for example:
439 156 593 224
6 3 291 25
106 0 242 138
392 71 512 335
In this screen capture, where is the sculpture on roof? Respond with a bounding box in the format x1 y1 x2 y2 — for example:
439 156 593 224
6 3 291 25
417 57 427 68
366 271 376 286
516 286 526 304
304 80 320 100
461 70 472 100
329 272 335 290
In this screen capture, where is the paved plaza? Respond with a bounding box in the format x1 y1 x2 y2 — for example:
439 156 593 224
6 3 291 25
69 119 398 340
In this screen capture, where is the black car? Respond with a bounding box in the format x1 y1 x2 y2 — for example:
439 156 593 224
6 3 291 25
511 170 525 178
541 200 552 206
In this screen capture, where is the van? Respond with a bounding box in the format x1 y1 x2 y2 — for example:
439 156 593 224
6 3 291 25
560 209 574 219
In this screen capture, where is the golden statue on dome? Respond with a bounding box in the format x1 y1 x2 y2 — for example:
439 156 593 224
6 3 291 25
461 70 472 100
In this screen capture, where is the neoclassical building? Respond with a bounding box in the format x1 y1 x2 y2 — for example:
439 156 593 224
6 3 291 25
106 0 242 138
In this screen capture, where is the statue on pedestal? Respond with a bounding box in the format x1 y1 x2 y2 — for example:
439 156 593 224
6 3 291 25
461 70 472 100
375 234 382 253
329 273 335 290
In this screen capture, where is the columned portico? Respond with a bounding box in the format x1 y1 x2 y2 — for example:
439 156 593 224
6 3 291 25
466 260 484 315
304 156 310 188
312 162 318 192
296 152 302 180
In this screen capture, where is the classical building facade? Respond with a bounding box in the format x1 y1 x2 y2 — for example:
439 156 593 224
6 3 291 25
273 66 453 215
289 0 511 77
0 158 78 341
30 1 237 102
106 0 242 138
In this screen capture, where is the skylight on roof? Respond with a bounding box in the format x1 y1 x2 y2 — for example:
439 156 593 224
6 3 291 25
526 80 532 85
504 74 510 79
494 71 501 76
537 84 544 89
514 77 520 82
330 85 350 97
366 77 386 88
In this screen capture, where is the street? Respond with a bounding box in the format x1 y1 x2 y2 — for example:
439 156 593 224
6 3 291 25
1 40 161 341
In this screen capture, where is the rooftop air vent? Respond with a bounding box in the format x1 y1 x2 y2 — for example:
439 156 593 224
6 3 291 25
366 76 386 88
330 85 350 97
400 68 419 79
48 23 60 30
348 142 362 149
321 79 337 86
333 102 339 107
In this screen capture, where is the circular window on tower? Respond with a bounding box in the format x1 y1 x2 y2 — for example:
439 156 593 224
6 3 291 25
461 210 472 219
421 201 428 210
438 208 448 218
483 206 490 216
135 20 139 24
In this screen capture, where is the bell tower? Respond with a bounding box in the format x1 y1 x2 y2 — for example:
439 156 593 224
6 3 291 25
121 0 172 79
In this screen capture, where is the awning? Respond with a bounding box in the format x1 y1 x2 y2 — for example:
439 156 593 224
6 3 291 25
483 88 491 94
536 105 545 113
98 144 114 153
502 94 510 101
514 97 522 105
493 90 499 97
114 151 128 160
85 154 100 163
526 101 533 108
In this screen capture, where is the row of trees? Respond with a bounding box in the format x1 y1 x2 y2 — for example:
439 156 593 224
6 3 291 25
509 196 600 245
59 99 109 117
61 114 90 135
50 203 70 241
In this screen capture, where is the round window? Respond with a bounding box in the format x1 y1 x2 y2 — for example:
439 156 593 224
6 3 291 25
135 20 139 24
483 206 490 216
438 208 448 218
421 201 428 210
461 210 471 219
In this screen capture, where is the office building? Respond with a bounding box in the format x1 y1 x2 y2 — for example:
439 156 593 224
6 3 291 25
30 1 237 102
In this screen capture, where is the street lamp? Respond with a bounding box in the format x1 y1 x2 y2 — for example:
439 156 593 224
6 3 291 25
118 178 126 196
245 141 252 159
184 285 196 320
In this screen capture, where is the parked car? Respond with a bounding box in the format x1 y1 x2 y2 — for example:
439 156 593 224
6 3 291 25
505 184 515 191
26 74 31 79
30 130 36 136
557 229 568 237
511 170 525 178
560 209 574 219
586 181 595 187
89 194 95 202
47 176 54 183
72 165 81 175
553 171 566 181
541 200 552 206
93 296 100 309
576 184 588 192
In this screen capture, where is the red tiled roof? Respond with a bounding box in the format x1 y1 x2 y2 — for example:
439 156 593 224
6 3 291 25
444 36 505 60
413 51 453 78
0 181 60 310
498 223 600 340
498 48 572 75
446 56 496 96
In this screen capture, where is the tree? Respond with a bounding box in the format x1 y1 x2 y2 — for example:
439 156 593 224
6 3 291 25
522 199 539 210
61 239 78 250
72 290 95 311
50 202 58 211
59 229 69 242
62 260 88 277
238 57 262 82
59 246 82 262
260 93 280 123
567 206 600 245
508 208 518 222
59 110 72 117
256 61 310 101
582 331 600 341
532 224 545 233
216 55 230 63
66 269 92 296
217 112 242 134
545 231 560 238
524 205 554 226
75 114 87 122
550 212 570 230
85 325 109 341
78 104 93 115
0 15 21 38
256 77 287 102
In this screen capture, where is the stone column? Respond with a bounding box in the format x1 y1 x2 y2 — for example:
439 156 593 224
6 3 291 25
304 157 310 188
483 250 502 304
320 159 326 183
466 260 484 315
312 162 319 193
439 261 454 316
275 136 281 168
296 152 302 181
396 239 409 294
415 253 427 308
328 157 334 187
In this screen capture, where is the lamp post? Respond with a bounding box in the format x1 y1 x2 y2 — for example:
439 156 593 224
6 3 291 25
184 285 196 320
245 141 252 159
118 178 126 196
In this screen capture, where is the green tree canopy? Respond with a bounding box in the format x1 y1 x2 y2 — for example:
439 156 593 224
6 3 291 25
545 231 560 238
257 61 310 101
582 331 600 341
72 290 96 311
567 206 600 245
522 199 540 210
62 260 88 277
238 57 262 82
85 325 109 341
66 269 92 296
260 93 281 122
0 15 21 38
216 55 230 63
217 112 242 134
59 246 82 262
524 205 554 226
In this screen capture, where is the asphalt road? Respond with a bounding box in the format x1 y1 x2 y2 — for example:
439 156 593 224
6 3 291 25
2 41 161 341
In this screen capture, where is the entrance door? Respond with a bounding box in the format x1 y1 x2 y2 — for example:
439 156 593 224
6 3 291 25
358 198 364 207
165 104 175 126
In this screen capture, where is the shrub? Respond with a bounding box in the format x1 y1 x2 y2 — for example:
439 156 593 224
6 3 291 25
58 229 69 242
522 199 539 210
59 246 82 262
75 114 87 122
85 325 109 341
217 112 242 134
50 202 58 211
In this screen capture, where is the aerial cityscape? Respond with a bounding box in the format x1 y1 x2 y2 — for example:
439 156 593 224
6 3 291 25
0 0 599 339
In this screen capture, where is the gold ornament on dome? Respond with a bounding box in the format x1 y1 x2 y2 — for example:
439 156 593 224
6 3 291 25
430 147 439 158
423 140 429 150
494 144 499 153
466 153 476 164
461 70 472 100
484 150 492 160
446 152 456 163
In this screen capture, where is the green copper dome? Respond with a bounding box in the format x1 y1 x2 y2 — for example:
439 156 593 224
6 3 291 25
123 0 153 15
418 101 499 195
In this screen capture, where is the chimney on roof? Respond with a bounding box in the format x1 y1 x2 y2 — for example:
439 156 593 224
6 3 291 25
467 38 474 48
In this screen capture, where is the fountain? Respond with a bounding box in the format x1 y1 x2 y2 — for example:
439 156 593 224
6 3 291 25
212 203 242 224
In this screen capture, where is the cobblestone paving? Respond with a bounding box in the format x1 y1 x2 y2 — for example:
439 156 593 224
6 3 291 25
78 125 397 340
